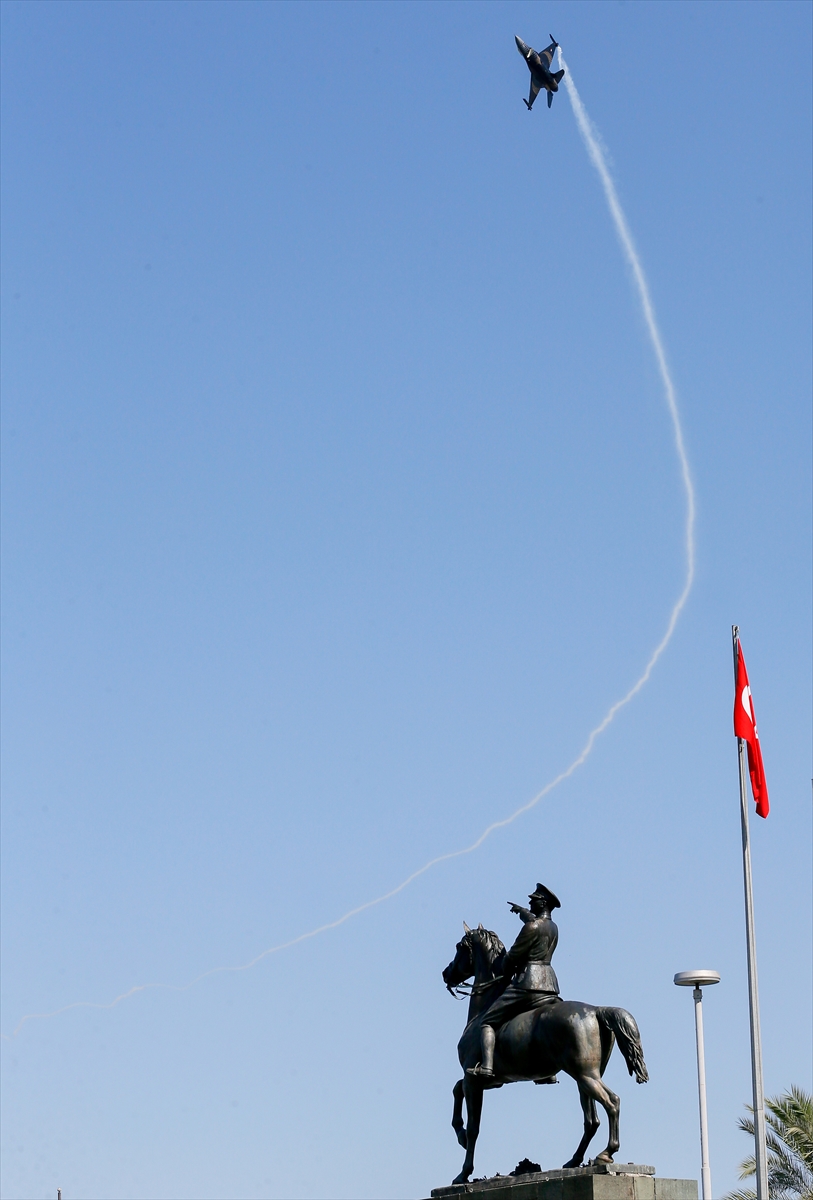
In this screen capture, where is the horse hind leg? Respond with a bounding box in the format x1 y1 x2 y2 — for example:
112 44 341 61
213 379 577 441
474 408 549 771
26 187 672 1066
452 1078 467 1148
574 1074 620 1164
563 1090 600 1169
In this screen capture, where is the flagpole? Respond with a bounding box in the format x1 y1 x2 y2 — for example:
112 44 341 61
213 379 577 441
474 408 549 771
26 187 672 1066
732 626 769 1200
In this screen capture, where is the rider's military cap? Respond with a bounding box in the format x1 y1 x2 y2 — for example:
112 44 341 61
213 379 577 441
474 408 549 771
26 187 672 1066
529 882 560 910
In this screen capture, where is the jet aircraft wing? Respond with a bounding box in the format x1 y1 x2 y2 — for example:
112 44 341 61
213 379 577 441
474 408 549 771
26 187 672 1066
538 40 558 70
527 78 541 108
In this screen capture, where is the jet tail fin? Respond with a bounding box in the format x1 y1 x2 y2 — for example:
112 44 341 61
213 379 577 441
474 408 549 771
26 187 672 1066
547 90 553 108
553 69 565 84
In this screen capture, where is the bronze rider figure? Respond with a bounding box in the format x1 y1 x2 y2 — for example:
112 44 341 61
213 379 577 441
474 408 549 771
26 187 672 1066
467 882 561 1081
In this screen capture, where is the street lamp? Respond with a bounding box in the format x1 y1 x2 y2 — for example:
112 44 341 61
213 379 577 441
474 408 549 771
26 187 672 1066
675 970 721 1200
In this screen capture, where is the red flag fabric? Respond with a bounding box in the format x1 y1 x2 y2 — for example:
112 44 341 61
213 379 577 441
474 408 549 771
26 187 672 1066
734 644 770 818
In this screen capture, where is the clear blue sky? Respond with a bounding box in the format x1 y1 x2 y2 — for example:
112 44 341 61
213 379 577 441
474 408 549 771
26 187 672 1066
1 3 810 1198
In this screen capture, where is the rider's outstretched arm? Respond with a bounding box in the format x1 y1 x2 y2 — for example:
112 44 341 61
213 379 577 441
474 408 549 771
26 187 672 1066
508 901 534 924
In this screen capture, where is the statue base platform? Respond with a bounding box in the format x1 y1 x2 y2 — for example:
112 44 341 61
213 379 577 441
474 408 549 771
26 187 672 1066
425 1164 697 1200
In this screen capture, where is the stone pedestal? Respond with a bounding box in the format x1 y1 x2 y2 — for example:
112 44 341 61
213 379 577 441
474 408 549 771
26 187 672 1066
425 1163 697 1200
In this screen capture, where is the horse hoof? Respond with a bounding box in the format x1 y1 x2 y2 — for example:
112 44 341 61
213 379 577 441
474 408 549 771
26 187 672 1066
453 1172 470 1185
563 1158 582 1169
593 1154 614 1165
456 1131 468 1149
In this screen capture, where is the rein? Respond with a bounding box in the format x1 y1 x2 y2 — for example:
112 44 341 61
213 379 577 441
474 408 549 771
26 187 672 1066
448 975 504 999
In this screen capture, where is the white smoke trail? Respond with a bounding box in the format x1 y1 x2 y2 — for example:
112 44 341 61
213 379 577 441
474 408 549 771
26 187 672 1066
9 52 695 1040
558 48 696 587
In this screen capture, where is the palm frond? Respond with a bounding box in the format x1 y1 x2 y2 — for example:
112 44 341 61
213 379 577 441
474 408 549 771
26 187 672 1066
723 1088 813 1200
738 1155 757 1181
766 1087 813 1172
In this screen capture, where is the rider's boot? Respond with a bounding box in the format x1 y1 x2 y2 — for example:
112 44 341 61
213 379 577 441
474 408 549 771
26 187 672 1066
467 1024 495 1079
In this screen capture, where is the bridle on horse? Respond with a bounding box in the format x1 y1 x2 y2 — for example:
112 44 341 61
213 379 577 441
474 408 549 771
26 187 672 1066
447 975 505 999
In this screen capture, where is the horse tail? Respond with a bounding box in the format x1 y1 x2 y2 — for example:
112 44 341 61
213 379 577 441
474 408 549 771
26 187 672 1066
596 1008 649 1083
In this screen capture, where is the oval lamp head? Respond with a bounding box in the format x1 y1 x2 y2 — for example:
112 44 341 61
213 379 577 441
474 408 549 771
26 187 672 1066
674 969 721 987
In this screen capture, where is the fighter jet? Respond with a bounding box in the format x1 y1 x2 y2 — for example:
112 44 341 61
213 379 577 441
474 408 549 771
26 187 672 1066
515 35 565 110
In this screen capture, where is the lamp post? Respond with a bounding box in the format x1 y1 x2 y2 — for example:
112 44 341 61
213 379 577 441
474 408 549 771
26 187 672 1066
675 970 720 1200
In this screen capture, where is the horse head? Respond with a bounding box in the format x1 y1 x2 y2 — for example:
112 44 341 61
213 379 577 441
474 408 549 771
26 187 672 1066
442 923 506 994
442 924 476 994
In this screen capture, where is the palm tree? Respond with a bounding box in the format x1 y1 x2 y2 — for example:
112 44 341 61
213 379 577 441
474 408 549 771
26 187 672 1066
724 1086 813 1200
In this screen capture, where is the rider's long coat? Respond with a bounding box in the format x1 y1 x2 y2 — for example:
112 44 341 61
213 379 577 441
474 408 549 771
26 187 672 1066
480 915 560 1030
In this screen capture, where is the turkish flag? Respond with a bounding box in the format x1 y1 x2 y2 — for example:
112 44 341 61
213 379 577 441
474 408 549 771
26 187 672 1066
734 645 770 818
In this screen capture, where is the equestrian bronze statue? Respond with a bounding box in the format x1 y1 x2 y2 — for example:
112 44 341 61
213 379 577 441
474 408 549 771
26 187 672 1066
442 884 648 1185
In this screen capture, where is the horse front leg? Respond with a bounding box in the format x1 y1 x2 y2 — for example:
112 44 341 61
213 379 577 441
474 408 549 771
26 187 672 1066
452 1078 483 1184
563 1087 599 1168
452 1078 467 1148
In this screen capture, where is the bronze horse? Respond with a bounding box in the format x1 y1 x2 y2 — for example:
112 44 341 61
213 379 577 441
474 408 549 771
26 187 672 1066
442 924 648 1185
